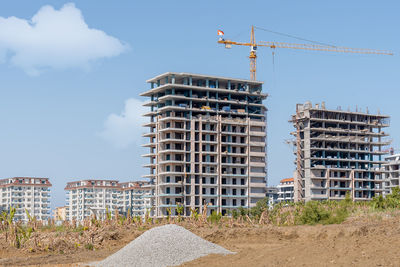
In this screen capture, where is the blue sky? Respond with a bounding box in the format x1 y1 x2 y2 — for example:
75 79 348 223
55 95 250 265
0 1 398 208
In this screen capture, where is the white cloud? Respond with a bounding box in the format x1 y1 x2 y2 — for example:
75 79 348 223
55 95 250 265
0 3 128 75
99 98 148 149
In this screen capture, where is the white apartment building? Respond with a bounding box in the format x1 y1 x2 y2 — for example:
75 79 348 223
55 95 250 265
383 153 400 196
120 181 152 217
0 177 51 222
65 179 122 221
277 178 294 203
65 179 152 221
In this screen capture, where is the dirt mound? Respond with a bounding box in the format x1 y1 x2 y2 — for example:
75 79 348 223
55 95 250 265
94 224 233 267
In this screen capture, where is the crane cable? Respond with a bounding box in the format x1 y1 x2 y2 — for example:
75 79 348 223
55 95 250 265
272 50 276 93
254 25 337 47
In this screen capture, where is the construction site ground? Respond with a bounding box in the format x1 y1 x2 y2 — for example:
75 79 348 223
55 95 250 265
1 213 400 266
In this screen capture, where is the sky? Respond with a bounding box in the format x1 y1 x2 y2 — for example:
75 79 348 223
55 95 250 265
0 1 398 208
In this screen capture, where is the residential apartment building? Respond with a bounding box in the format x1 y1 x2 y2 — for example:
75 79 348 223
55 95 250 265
65 179 152 221
141 72 267 217
383 153 400 196
65 179 122 221
0 177 51 221
54 206 67 221
291 102 390 202
120 181 152 217
277 178 294 202
265 186 278 206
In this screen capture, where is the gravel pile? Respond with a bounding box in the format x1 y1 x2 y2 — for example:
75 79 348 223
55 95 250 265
93 224 234 267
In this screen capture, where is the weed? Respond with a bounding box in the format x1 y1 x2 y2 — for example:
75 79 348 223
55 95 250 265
85 243 94 250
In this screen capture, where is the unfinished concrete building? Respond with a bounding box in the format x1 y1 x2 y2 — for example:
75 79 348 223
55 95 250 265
290 102 390 202
382 152 400 196
141 72 267 217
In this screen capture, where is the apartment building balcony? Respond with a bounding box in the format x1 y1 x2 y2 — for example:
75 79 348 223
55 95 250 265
308 117 389 128
220 141 248 147
250 192 266 198
142 152 156 157
200 128 218 133
158 181 184 186
277 197 293 201
221 131 247 136
310 136 391 146
249 141 265 147
354 187 383 191
143 111 157 117
225 152 247 156
158 193 184 197
220 205 242 209
249 131 266 137
221 173 247 177
201 183 218 187
157 105 188 113
249 172 265 177
142 121 156 127
141 142 156 148
249 151 265 157
143 163 156 168
309 147 388 155
158 149 185 154
310 156 385 164
310 194 328 200
250 162 265 168
309 127 390 137
159 116 189 122
142 79 265 96
329 187 352 190
221 162 247 167
329 196 348 200
310 176 328 180
159 204 180 208
159 160 185 165
158 171 186 176
221 194 248 198
142 174 156 179
142 132 156 138
354 178 383 182
159 127 189 133
199 140 218 144
157 94 253 107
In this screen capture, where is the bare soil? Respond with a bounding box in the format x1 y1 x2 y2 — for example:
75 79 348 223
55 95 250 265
1 214 400 266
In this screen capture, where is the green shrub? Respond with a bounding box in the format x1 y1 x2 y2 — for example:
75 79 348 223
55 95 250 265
249 197 268 218
298 201 332 225
208 211 222 224
84 243 94 250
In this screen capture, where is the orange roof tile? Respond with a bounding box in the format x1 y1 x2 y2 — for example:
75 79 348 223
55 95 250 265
280 178 294 183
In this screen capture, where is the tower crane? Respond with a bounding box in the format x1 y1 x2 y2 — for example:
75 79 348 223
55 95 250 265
217 26 393 80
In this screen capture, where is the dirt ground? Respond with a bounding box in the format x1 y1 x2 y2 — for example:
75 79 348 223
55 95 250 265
1 214 400 266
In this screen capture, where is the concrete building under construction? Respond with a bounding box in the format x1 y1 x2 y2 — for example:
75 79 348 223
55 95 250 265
141 72 267 217
290 102 390 202
382 153 400 196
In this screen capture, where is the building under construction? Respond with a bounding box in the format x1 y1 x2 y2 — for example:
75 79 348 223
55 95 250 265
290 102 390 202
141 72 267 217
382 153 400 196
